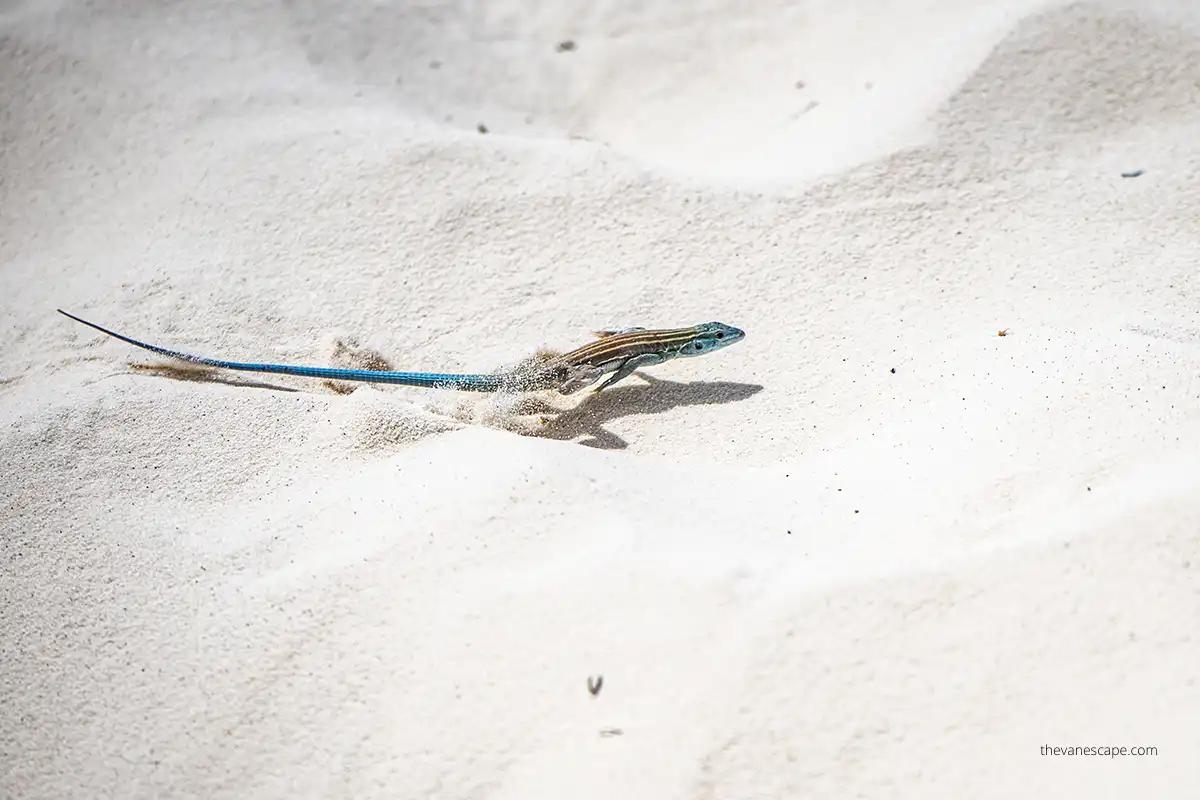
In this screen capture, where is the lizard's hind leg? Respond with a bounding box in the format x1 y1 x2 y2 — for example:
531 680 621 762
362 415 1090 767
558 365 606 395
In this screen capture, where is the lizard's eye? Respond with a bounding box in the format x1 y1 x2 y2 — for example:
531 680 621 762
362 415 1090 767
715 332 724 339
694 342 704 350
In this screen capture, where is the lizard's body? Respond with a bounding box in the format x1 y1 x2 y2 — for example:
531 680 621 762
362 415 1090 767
57 310 744 394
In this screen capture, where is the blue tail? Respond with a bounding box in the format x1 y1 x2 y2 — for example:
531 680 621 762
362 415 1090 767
58 309 507 391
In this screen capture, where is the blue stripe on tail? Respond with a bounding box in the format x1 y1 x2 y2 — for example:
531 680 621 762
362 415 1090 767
57 309 507 392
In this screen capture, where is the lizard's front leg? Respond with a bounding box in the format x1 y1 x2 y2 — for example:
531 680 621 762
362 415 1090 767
593 353 667 392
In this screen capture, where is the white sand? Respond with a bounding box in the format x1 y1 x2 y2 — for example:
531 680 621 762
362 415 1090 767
3 0 1199 796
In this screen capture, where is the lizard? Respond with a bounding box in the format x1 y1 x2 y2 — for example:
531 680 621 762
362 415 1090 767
57 309 745 395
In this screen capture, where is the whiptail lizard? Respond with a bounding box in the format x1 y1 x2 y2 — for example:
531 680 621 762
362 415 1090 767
58 310 745 394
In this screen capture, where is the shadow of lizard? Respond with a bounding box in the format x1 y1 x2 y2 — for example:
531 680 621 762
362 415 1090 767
124 363 301 393
527 373 763 449
109 364 759 449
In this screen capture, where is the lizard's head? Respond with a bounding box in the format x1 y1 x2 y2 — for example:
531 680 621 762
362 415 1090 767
678 322 745 358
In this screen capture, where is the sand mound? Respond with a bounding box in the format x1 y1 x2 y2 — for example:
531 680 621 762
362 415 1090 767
943 3 1200 147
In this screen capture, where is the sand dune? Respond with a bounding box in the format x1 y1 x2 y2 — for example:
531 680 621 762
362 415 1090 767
2 0 1198 797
